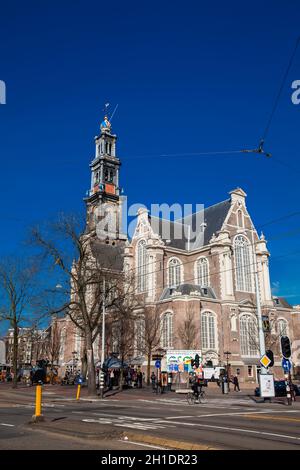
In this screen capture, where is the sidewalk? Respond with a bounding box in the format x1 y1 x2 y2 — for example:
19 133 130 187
1 381 299 408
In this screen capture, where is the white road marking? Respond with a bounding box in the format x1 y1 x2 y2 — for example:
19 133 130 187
118 439 166 449
156 420 300 441
194 410 300 418
0 423 14 427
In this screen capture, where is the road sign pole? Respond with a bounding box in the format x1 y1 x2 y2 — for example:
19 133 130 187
285 372 292 406
100 278 105 400
251 231 267 375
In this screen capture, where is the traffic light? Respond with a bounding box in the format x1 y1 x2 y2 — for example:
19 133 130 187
194 354 200 368
281 336 291 358
262 316 270 332
266 349 274 367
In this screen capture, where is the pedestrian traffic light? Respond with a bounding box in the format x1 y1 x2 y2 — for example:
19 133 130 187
281 336 291 359
266 349 274 367
194 354 200 368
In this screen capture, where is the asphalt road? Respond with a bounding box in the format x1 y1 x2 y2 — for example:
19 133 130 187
1 386 300 450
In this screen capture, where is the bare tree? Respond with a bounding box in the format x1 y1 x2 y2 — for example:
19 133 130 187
31 214 119 396
47 319 62 370
141 305 162 385
178 308 197 350
0 257 38 388
109 275 141 387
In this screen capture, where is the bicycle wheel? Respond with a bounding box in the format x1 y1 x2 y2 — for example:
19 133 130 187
199 391 207 404
187 392 195 405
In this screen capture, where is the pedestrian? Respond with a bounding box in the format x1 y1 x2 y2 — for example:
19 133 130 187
109 369 114 390
137 370 143 388
233 375 240 392
151 372 156 391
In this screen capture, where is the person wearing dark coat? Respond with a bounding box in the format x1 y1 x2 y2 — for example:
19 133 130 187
233 375 240 392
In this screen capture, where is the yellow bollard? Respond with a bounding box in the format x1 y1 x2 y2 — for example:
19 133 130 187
76 384 81 400
31 383 44 422
35 384 42 416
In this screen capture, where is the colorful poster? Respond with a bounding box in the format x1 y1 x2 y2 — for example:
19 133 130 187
166 350 202 373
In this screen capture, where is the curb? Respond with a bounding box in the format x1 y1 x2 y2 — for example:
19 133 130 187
26 423 123 441
122 432 219 450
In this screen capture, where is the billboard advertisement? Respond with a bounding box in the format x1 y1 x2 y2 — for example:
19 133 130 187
166 350 202 373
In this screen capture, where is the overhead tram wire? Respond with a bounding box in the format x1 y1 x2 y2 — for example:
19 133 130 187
261 36 300 144
253 36 300 171
123 207 300 278
125 220 300 281
135 247 300 298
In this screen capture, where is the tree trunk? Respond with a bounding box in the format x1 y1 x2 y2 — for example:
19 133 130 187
81 348 88 380
147 351 151 386
12 323 18 389
86 330 96 396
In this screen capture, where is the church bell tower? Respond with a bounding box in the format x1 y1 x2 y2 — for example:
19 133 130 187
84 113 125 241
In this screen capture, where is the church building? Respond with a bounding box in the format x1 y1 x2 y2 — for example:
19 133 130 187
57 115 300 384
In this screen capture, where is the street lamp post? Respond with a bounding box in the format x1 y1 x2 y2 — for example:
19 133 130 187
224 351 231 388
100 278 106 399
251 231 267 375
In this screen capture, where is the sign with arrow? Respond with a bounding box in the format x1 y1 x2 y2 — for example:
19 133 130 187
282 358 291 372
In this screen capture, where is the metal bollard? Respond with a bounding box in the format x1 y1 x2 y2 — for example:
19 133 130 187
31 382 44 422
76 384 81 400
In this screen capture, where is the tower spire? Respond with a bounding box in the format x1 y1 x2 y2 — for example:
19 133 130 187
84 112 124 240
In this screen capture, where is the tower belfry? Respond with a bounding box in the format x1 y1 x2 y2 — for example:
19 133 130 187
84 113 125 240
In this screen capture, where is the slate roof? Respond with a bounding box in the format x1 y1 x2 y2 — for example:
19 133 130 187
273 297 292 309
160 283 217 301
150 198 232 251
90 239 125 271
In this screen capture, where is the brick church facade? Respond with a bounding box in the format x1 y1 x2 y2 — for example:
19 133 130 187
56 115 300 384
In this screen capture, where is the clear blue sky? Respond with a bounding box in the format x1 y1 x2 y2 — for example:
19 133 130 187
0 0 299 304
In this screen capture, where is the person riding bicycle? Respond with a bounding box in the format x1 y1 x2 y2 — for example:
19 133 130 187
192 377 203 401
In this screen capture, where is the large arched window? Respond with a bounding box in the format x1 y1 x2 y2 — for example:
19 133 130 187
168 258 182 288
137 240 148 293
135 316 145 355
195 257 209 287
201 311 217 350
161 312 173 349
277 318 288 337
240 314 259 357
234 235 253 292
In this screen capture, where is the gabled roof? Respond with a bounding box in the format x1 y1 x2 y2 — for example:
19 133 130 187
149 198 232 251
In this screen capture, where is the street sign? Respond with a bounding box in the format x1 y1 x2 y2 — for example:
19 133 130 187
282 358 291 372
152 354 163 361
259 373 275 398
260 354 271 368
155 360 161 369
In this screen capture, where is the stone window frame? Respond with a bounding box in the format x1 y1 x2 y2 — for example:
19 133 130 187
200 309 218 352
233 234 254 293
160 311 174 349
194 256 210 287
167 257 183 288
239 313 259 358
